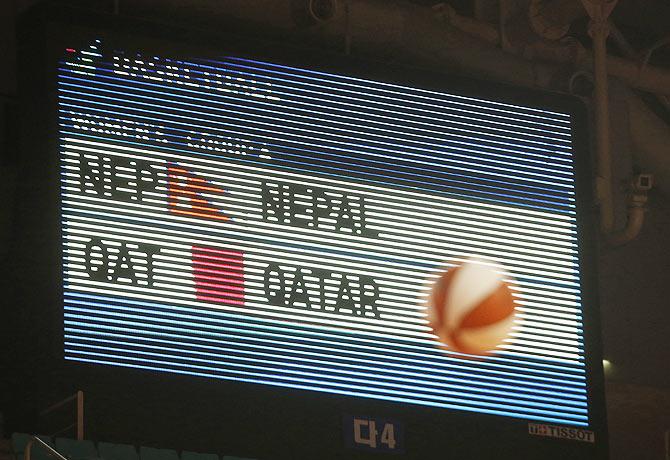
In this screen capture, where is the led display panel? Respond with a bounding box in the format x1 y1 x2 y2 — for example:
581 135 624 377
58 38 593 429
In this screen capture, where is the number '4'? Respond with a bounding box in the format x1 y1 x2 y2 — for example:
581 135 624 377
381 423 396 449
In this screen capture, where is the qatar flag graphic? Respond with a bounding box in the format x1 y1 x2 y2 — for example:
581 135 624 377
191 245 245 306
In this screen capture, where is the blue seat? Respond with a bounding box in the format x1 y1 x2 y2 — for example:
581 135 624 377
12 433 54 460
139 447 179 460
97 443 138 460
55 438 99 460
180 452 218 460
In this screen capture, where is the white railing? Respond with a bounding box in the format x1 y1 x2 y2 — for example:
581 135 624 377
24 437 68 460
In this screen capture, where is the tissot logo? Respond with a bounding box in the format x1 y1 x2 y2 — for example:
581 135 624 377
528 423 595 443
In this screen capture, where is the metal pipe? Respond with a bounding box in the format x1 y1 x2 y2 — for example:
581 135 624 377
76 390 84 441
529 0 585 40
441 1 670 97
580 1 653 246
120 0 670 96
203 0 669 202
312 0 670 208
434 3 500 45
74 0 668 206
605 53 670 97
607 197 646 246
608 20 636 57
319 0 557 89
585 3 616 234
473 0 498 23
607 20 670 116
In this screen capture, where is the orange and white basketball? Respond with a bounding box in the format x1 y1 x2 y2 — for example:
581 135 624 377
427 258 517 355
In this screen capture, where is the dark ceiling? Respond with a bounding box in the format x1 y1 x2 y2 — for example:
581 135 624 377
406 0 670 65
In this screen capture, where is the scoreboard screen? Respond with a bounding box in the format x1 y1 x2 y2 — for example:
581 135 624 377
54 34 599 436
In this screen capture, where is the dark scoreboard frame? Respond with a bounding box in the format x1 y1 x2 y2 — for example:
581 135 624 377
13 4 608 459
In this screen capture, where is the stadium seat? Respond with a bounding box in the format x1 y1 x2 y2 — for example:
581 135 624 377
97 443 138 460
11 433 54 460
180 452 218 460
221 457 255 460
55 438 99 460
139 447 179 460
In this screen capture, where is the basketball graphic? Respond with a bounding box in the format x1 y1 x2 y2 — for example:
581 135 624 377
427 258 517 355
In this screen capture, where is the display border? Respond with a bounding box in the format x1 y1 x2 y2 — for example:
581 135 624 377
15 4 608 459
